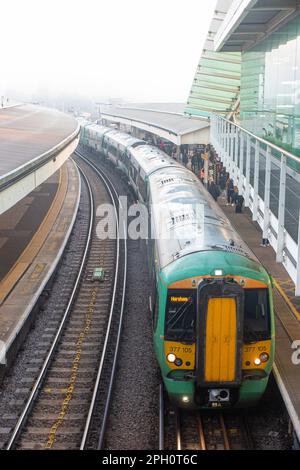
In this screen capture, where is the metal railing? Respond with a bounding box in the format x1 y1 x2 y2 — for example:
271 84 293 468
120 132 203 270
211 114 300 295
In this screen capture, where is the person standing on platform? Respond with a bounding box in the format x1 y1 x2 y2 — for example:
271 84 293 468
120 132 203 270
231 186 239 206
196 152 201 173
209 181 221 201
183 152 188 167
191 153 197 173
226 177 234 205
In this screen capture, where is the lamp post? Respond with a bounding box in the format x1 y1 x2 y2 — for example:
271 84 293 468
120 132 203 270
95 102 109 124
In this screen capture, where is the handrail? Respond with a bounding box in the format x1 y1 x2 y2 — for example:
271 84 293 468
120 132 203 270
213 114 300 165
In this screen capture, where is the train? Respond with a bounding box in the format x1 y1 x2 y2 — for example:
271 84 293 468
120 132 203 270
79 120 275 409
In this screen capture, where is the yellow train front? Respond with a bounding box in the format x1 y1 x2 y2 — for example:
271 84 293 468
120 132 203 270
154 261 275 409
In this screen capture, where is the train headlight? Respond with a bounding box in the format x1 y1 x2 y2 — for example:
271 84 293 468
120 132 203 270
214 269 223 276
259 352 269 363
254 358 261 365
167 353 176 363
182 396 190 403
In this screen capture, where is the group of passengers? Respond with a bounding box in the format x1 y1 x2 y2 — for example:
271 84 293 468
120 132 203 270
153 139 245 214
225 176 245 213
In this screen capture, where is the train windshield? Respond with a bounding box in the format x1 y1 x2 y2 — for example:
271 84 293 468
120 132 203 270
165 290 196 342
244 288 271 343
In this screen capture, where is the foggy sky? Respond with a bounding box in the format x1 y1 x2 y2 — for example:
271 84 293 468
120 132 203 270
1 0 217 104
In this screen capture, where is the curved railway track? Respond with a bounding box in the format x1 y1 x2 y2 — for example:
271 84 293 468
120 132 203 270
6 154 127 450
159 386 254 450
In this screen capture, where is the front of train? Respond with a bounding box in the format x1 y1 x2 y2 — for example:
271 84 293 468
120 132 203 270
150 165 275 410
154 248 275 409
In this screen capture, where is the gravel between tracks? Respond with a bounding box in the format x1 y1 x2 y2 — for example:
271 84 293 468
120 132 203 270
104 236 160 450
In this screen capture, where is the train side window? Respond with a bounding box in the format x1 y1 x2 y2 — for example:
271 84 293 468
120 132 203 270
165 290 196 342
244 288 271 342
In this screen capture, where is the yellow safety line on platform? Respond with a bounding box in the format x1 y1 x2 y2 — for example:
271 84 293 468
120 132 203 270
45 287 99 449
0 166 67 305
274 280 300 322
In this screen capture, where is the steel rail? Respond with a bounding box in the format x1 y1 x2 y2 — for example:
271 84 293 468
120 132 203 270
219 413 230 450
197 414 206 450
6 165 94 450
159 384 165 451
175 409 182 450
75 151 127 450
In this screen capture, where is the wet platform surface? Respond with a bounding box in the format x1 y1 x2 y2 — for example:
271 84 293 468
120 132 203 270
0 104 77 178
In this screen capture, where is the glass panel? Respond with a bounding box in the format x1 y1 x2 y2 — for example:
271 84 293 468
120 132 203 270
285 174 300 242
270 161 280 219
249 138 256 187
258 147 266 199
186 52 241 117
240 15 300 174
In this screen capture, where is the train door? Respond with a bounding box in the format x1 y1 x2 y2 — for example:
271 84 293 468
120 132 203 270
195 280 244 406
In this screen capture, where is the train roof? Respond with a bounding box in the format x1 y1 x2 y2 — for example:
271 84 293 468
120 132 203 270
129 145 180 178
84 123 111 136
104 129 144 148
148 165 254 269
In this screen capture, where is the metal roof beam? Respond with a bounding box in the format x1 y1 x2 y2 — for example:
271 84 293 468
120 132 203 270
251 0 299 10
232 23 267 33
215 0 300 51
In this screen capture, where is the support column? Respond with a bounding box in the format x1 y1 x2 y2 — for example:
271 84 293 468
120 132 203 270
234 127 239 184
221 120 225 154
276 154 287 263
238 134 244 194
245 135 251 207
223 120 227 164
263 146 271 239
252 140 260 221
226 123 230 170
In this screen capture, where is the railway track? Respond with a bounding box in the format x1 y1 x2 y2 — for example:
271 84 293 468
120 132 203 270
6 154 127 450
160 386 254 450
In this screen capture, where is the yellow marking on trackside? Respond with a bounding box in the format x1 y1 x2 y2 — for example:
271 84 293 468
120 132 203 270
44 287 98 449
274 280 300 322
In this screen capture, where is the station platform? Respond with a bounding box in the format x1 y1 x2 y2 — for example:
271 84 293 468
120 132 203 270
218 193 300 443
0 104 77 180
0 104 79 215
0 158 80 382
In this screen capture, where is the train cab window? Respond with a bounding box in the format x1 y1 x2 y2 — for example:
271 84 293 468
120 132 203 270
244 289 271 343
165 290 196 343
